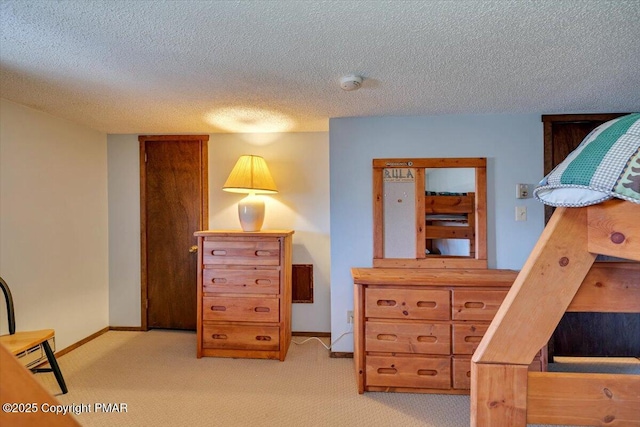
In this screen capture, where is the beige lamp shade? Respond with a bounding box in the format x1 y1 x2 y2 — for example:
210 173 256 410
222 155 278 194
223 155 278 231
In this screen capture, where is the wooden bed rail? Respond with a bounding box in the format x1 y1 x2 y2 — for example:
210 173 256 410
471 199 640 426
527 372 640 426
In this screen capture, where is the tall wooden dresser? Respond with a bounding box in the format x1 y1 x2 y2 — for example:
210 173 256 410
195 230 294 361
352 268 546 394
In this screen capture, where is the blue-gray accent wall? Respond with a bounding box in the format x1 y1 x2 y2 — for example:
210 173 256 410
329 114 544 352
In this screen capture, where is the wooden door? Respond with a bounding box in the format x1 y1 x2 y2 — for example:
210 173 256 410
542 114 640 358
140 135 209 330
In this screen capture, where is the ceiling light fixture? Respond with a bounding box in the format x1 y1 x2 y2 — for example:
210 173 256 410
340 75 363 91
205 107 295 134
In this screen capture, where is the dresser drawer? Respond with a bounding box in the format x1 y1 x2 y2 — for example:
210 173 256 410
452 323 489 355
365 289 450 320
366 321 450 355
202 323 279 351
452 357 472 389
366 355 451 389
203 296 279 322
203 239 280 266
203 268 280 294
451 290 508 321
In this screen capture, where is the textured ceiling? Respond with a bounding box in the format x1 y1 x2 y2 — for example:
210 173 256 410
1 0 639 134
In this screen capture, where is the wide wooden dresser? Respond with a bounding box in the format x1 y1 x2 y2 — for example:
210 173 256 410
195 230 294 361
352 268 546 394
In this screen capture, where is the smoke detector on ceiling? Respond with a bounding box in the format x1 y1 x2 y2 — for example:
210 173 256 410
340 75 363 91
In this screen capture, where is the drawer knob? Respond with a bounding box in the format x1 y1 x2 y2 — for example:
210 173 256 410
254 307 270 313
417 369 438 376
417 301 436 308
211 334 227 340
211 250 227 256
376 334 397 341
255 250 272 256
464 302 485 309
417 336 437 343
464 336 482 343
210 306 226 311
255 279 271 285
377 368 397 375
211 278 227 284
376 299 396 307
255 335 272 341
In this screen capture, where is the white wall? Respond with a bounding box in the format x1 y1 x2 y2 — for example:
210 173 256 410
209 133 331 332
329 114 545 352
0 98 109 350
107 132 331 333
107 135 141 326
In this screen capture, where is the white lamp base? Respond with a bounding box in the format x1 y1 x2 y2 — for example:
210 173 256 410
238 194 265 232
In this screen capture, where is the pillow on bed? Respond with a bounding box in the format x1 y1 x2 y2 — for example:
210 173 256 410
534 113 640 207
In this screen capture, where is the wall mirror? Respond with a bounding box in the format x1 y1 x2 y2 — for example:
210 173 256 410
373 158 487 269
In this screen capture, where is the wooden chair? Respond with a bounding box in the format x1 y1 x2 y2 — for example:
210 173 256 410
0 276 68 394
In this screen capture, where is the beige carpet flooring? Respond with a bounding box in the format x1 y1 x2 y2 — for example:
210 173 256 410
34 330 637 427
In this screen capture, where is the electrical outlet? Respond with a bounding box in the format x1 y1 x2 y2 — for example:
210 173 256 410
516 183 529 199
347 310 354 323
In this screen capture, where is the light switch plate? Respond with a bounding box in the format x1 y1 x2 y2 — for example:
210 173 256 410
515 206 527 221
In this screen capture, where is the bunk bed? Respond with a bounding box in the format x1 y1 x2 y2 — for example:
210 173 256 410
470 113 640 426
425 192 475 257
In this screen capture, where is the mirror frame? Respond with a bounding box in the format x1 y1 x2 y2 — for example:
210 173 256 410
373 157 487 269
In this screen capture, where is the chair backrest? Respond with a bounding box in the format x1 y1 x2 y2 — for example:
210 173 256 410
0 276 16 335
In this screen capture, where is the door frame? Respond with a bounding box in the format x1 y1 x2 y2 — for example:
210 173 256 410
138 135 209 331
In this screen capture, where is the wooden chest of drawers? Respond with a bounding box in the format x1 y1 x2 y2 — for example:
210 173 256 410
195 230 294 360
352 268 546 394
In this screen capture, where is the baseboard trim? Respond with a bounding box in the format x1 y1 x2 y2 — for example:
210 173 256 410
292 331 331 338
329 352 354 358
109 326 145 332
55 326 110 358
55 328 334 359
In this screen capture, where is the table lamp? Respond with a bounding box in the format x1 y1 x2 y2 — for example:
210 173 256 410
223 155 278 231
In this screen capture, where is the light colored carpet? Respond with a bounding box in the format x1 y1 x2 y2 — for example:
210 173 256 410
34 330 637 427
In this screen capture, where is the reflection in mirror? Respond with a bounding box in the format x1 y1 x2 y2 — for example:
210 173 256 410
373 158 487 269
424 168 474 257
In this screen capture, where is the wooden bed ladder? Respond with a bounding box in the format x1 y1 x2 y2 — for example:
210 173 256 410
471 199 640 426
